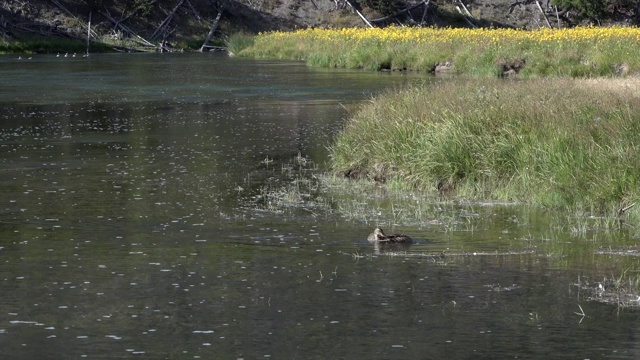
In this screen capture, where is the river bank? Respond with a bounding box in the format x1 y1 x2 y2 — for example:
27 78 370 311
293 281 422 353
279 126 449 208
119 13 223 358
237 26 640 76
328 78 640 224
233 27 640 226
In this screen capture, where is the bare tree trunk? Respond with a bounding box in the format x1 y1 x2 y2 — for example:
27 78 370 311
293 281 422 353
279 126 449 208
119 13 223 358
458 0 473 18
344 0 374 28
85 11 91 55
185 0 202 21
421 0 430 25
456 7 477 28
536 1 552 28
200 10 224 52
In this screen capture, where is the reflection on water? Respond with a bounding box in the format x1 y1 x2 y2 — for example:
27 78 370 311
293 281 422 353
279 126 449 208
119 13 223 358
1 53 639 359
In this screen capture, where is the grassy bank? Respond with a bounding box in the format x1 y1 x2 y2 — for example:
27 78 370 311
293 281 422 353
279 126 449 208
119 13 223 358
0 35 225 54
329 78 640 219
238 27 640 77
0 37 112 54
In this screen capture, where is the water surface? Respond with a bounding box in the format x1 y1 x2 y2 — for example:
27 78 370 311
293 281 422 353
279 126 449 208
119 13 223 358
1 53 639 359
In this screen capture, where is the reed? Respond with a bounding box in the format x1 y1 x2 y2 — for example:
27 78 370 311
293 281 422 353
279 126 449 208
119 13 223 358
578 270 640 308
225 32 255 56
329 78 640 218
240 27 640 77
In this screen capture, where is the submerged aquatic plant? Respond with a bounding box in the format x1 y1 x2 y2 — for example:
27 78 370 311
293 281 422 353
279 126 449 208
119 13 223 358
578 270 640 308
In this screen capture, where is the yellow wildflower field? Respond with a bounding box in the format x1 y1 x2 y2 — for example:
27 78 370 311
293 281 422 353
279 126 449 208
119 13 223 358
260 26 640 44
241 26 640 76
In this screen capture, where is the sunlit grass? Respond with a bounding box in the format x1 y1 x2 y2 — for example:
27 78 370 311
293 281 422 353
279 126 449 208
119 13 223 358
225 32 255 56
241 26 640 76
329 78 640 225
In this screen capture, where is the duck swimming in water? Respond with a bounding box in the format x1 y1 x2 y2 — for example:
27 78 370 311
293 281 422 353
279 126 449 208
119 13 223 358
367 227 412 243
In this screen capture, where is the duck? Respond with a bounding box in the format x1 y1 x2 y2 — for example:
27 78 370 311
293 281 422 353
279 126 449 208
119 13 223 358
367 227 412 243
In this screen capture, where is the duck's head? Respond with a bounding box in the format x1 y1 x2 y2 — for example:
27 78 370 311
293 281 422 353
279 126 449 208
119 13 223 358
368 227 386 242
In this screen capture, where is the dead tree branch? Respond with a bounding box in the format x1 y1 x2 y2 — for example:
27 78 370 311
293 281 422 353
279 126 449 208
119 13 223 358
185 0 202 21
536 1 552 28
100 9 155 47
151 0 186 40
344 0 374 28
370 0 429 24
50 0 98 38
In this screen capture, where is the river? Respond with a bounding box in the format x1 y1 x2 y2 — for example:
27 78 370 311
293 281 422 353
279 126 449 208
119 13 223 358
1 52 639 359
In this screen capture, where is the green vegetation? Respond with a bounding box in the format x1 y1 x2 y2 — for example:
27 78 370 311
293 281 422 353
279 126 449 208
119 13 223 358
240 27 640 77
577 269 640 307
329 78 640 222
225 32 255 56
0 37 111 54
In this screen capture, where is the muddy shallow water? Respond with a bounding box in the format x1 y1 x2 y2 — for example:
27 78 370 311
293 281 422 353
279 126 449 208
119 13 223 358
1 53 639 359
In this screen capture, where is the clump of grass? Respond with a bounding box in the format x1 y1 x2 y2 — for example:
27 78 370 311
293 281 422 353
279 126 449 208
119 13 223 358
579 270 640 308
225 32 255 56
329 78 640 221
247 154 333 216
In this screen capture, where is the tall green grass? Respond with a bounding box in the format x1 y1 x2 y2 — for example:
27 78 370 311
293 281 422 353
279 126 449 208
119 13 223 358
330 78 640 218
225 32 255 56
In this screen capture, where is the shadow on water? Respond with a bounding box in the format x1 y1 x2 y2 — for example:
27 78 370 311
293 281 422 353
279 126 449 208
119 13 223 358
1 53 640 359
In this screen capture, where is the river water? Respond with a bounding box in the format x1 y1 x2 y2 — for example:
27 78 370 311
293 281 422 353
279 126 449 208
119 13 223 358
1 53 639 359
